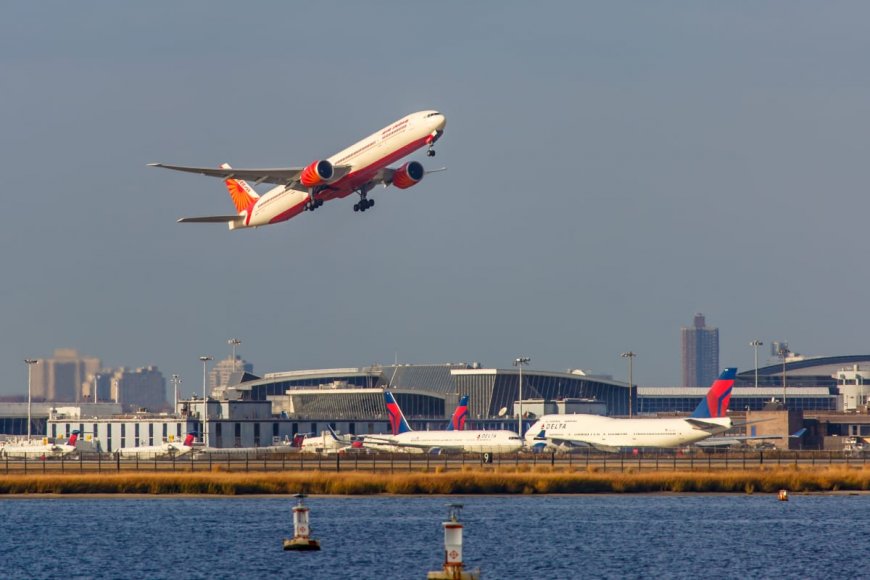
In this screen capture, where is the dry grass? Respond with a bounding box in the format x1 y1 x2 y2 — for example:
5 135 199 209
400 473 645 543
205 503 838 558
1 466 869 495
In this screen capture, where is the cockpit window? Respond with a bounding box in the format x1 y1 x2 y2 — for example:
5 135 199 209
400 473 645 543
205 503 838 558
426 112 441 118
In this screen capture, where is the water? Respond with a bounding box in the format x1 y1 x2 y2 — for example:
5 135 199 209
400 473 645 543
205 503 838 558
1 494 867 579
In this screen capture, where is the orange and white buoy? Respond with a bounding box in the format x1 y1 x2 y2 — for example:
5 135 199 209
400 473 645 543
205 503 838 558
427 504 480 580
283 493 321 551
778 489 789 502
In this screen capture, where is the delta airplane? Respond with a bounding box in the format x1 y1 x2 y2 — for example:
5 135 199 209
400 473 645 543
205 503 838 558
361 392 523 454
116 433 196 460
324 395 472 453
0 430 80 459
148 110 447 229
525 368 738 453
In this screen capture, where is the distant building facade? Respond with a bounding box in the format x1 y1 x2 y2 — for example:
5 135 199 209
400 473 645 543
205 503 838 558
109 366 167 412
681 313 719 388
29 348 101 402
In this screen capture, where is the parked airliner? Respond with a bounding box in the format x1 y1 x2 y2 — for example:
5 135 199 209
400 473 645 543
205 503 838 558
148 110 446 229
0 430 80 459
525 368 738 452
116 433 196 460
361 392 523 454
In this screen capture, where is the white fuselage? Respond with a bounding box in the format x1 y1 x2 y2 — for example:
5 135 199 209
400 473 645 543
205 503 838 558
117 442 193 460
376 430 524 454
0 441 76 459
242 110 446 227
526 414 733 451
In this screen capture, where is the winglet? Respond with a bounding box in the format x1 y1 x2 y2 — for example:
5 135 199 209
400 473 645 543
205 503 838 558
326 425 342 441
691 368 737 418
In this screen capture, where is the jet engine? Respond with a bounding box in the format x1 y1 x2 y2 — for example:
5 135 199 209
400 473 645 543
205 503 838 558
391 161 425 189
300 160 335 188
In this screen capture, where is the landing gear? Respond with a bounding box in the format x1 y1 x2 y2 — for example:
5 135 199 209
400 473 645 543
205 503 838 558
427 148 436 157
353 184 376 213
306 198 324 211
353 198 375 212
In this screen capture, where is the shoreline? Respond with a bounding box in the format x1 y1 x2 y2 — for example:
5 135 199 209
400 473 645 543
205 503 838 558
1 466 869 496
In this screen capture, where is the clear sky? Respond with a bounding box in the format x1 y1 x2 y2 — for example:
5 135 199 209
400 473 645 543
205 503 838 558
3 2 870 397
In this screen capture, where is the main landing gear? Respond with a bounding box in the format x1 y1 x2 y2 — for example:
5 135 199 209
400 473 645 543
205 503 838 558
306 198 324 211
353 184 376 213
353 198 374 212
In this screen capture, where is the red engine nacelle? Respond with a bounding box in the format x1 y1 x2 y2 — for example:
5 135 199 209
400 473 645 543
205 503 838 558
391 161 425 189
300 160 335 188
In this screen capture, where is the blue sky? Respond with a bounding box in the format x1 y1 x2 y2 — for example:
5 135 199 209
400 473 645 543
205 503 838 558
3 2 870 396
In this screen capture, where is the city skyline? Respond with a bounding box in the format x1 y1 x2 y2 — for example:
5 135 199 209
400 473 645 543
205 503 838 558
5 3 870 395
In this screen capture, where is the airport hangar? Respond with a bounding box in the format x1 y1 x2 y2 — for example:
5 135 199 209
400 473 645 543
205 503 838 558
31 356 870 451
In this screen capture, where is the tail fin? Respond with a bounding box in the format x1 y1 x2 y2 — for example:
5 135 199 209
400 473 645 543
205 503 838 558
326 425 342 441
67 430 80 446
291 434 305 448
447 395 469 431
221 163 259 214
691 368 737 418
384 391 412 435
182 433 196 447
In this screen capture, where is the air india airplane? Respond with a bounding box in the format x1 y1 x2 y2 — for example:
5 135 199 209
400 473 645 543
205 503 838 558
148 110 446 229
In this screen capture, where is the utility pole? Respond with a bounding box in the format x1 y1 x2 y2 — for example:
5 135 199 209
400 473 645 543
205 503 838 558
513 357 530 436
621 352 636 417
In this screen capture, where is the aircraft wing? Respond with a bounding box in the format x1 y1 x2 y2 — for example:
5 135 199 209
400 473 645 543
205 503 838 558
696 428 808 448
529 430 618 453
178 216 241 223
148 163 352 186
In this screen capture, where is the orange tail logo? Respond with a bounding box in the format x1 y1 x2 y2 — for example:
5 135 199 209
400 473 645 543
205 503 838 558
221 163 258 214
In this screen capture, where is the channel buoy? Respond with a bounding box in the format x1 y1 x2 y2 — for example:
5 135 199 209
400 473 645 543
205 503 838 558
427 503 480 580
283 493 321 551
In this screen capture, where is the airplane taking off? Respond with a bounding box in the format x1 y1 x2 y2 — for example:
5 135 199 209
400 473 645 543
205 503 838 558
148 110 446 229
361 392 523 454
0 430 80 459
526 368 738 453
116 433 196 460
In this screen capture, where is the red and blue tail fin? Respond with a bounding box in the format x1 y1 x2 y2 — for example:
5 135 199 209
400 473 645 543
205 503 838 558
182 433 196 447
291 434 305 448
447 395 469 431
67 430 80 446
384 391 412 435
691 368 737 418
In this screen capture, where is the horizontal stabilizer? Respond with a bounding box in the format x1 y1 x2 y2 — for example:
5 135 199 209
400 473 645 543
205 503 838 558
685 418 728 431
178 216 240 223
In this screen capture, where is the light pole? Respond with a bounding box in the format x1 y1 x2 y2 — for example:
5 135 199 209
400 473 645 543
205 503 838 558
93 373 99 404
170 374 182 414
778 344 790 407
513 357 530 436
24 359 38 440
620 352 636 417
750 340 763 389
228 338 241 374
199 355 213 447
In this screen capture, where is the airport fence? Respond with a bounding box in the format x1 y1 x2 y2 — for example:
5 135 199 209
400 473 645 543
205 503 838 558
2 449 869 475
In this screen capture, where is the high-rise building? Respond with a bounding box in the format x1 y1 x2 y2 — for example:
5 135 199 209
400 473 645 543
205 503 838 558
208 356 254 393
681 313 719 388
29 348 101 402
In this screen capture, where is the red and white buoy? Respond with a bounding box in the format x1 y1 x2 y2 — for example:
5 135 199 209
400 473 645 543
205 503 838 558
427 504 480 580
283 493 321 551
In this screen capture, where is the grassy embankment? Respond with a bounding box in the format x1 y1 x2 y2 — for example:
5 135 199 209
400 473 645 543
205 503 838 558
2 465 870 495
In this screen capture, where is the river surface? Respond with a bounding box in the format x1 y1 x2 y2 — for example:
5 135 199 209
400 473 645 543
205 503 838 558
1 494 866 579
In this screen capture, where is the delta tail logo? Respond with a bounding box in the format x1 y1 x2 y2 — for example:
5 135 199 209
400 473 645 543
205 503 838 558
384 391 412 435
690 368 737 418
